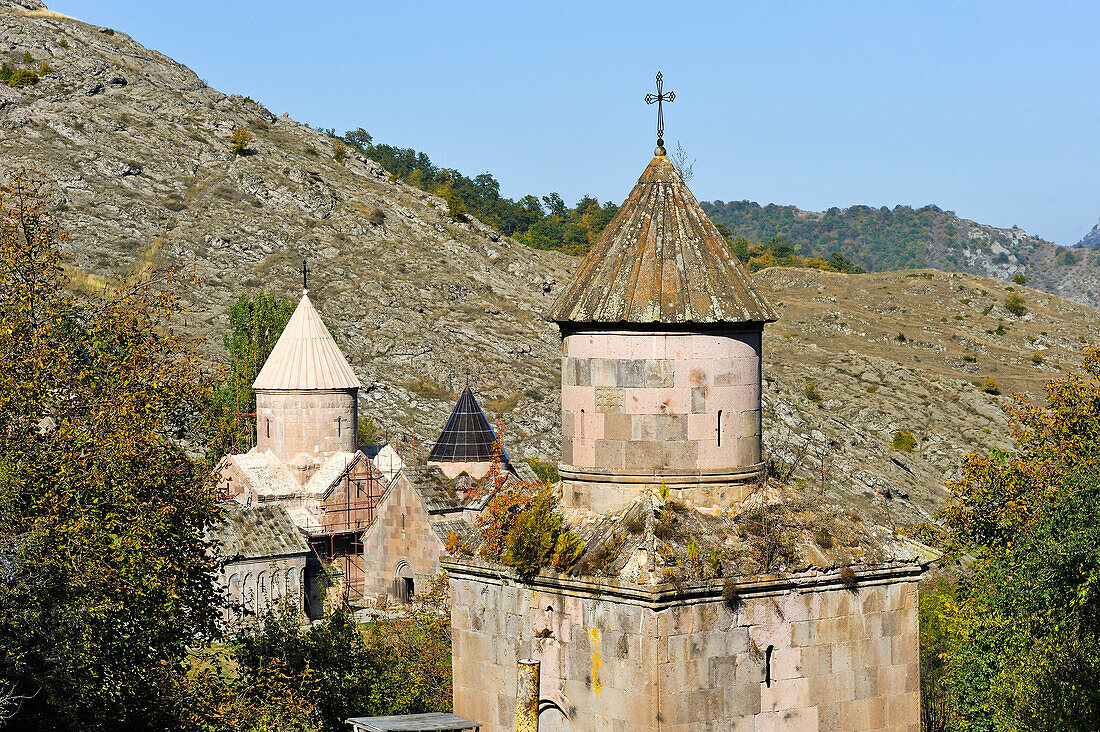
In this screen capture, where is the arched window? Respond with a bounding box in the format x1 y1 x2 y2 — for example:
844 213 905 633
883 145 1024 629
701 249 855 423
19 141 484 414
717 410 723 447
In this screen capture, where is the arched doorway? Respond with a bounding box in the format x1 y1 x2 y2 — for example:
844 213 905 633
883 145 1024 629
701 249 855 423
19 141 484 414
393 561 414 603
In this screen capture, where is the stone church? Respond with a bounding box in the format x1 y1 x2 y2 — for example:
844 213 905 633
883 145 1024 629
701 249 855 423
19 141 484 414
214 290 385 616
211 292 538 616
445 143 932 730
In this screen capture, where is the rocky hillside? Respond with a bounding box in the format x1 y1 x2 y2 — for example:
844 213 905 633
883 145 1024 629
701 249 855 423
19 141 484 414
704 200 1100 309
0 0 573 454
3 1 1098 527
1076 219 1100 249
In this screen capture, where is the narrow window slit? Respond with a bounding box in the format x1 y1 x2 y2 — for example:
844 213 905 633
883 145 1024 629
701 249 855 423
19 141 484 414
765 645 774 687
717 410 723 446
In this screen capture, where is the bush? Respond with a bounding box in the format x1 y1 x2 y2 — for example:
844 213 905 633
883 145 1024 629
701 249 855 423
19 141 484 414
1054 248 1077 266
230 126 253 156
1004 291 1027 316
58 39 69 49
1032 351 1045 365
503 490 583 575
445 190 468 223
365 207 385 226
332 139 347 164
982 377 1001 395
0 62 12 82
22 51 33 64
7 68 39 87
803 380 823 405
526 456 560 485
891 430 917 452
1012 273 1026 285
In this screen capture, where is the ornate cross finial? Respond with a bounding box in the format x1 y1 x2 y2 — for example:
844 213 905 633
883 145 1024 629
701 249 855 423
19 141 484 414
644 71 675 152
300 257 310 293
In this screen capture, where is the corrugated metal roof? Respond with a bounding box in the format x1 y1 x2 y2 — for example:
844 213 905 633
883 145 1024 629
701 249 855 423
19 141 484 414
253 293 361 390
550 153 778 324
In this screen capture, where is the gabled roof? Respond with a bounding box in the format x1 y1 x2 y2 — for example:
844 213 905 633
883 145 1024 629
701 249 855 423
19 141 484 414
427 387 507 463
253 292 361 391
210 503 309 560
550 152 778 325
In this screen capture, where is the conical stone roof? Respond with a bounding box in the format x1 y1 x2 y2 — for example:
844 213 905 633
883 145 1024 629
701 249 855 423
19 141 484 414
253 293 361 391
550 152 778 325
427 387 508 463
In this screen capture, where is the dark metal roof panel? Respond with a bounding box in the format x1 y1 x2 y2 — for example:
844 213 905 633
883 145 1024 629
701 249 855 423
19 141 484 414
427 387 509 464
550 153 778 325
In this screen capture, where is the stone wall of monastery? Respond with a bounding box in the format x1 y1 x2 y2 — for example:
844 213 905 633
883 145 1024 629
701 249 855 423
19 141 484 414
255 388 357 464
559 329 763 512
359 474 448 603
449 570 920 732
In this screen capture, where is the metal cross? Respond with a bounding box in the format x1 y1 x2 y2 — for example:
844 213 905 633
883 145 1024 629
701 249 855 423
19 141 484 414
644 71 675 149
300 257 310 291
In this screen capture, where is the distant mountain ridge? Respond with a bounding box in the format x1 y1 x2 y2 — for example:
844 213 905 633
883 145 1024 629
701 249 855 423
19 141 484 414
1076 219 1100 249
702 199 1100 309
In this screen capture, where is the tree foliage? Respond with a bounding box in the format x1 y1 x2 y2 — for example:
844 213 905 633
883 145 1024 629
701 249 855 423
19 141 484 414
705 199 962 272
235 602 452 732
922 349 1100 729
340 128 616 255
0 172 223 729
213 291 294 454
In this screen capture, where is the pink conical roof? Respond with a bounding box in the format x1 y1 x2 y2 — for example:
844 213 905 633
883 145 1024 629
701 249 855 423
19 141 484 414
253 293 361 391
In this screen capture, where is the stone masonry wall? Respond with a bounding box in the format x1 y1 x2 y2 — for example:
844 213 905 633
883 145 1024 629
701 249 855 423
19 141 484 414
359 473 448 603
560 330 763 511
450 571 920 732
256 388 357 464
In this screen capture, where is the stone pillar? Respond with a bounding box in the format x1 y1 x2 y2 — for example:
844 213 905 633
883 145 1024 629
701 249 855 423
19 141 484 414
515 659 540 732
559 327 763 512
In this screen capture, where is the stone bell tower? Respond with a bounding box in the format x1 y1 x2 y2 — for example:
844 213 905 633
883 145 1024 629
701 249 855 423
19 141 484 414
253 290 360 472
549 146 778 513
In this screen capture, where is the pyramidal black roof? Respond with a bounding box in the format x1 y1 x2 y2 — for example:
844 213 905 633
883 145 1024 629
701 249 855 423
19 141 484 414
427 387 509 464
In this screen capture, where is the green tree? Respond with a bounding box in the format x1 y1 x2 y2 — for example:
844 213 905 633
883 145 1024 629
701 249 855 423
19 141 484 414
215 292 294 452
0 172 222 730
929 350 1100 729
236 603 452 732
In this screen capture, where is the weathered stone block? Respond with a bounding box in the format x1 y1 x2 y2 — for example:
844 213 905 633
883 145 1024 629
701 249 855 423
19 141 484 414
663 441 698 470
658 414 688 441
644 359 676 388
604 413 632 441
631 413 659 441
594 439 626 471
616 358 645 388
691 387 707 413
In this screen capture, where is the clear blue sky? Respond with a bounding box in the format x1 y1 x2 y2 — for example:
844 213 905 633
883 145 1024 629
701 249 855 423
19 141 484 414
50 1 1100 245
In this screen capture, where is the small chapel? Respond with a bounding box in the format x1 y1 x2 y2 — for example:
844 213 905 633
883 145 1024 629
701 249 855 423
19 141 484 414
445 92 931 731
